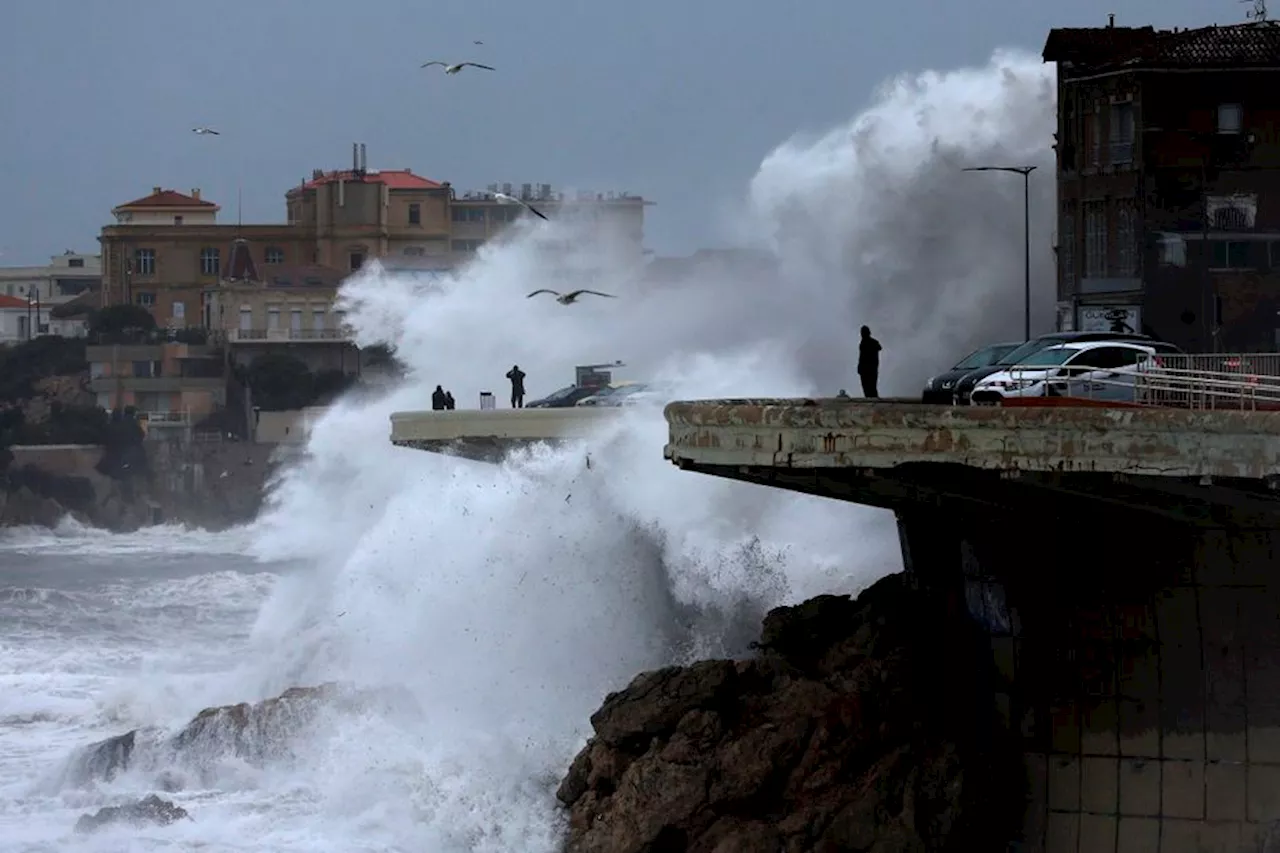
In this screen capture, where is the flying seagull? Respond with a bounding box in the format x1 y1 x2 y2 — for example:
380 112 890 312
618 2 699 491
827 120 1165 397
527 289 616 305
420 61 494 74
192 126 220 135
473 40 484 45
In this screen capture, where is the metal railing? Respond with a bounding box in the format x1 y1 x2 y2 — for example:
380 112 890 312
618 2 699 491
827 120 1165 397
226 328 352 343
981 353 1280 411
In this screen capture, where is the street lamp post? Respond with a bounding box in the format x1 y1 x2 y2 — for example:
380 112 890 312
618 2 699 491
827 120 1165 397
493 191 549 221
963 165 1037 342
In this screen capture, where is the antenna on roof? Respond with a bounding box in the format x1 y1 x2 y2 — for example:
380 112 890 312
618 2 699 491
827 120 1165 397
1243 0 1268 21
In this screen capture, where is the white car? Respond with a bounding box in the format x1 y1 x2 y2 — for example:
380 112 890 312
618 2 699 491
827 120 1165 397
969 340 1160 405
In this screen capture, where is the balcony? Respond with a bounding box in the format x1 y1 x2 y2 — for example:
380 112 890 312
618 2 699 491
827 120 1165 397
225 328 352 344
90 375 225 394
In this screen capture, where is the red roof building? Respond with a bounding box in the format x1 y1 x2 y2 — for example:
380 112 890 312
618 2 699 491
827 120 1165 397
113 187 219 212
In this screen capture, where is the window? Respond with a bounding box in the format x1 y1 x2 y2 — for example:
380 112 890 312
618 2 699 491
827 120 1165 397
199 247 220 276
1083 112 1100 167
451 207 487 222
1084 201 1107 277
1109 102 1134 166
136 292 156 307
492 206 521 223
1218 103 1243 134
1269 241 1280 269
273 277 291 287
1213 206 1249 230
132 360 159 378
265 247 285 264
349 252 365 271
97 392 111 410
174 215 184 225
68 258 84 268
172 301 185 321
312 308 326 331
267 306 280 329
408 203 421 225
1211 240 1251 269
403 246 425 256
1059 207 1076 295
1071 346 1140 370
134 248 155 276
452 239 483 253
1116 203 1138 276
239 307 252 331
90 362 106 379
290 309 303 332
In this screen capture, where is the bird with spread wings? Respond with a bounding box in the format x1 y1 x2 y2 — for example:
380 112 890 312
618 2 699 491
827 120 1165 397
420 61 494 75
527 289 616 305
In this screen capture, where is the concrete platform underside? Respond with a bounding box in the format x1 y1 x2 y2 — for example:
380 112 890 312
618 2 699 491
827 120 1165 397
664 399 1280 853
390 407 619 462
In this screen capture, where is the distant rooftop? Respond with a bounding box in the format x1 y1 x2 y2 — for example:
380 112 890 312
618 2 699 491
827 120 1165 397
455 182 651 204
289 168 443 194
1043 19 1280 69
114 187 218 211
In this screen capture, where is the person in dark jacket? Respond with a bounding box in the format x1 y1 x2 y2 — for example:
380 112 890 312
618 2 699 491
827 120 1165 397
444 391 455 410
857 325 882 399
506 365 526 408
431 385 446 410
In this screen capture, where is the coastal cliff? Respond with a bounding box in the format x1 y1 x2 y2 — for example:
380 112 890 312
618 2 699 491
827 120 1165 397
557 572 1024 852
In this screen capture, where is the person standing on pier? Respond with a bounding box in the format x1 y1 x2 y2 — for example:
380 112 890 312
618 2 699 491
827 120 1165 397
506 364 526 408
857 325 882 399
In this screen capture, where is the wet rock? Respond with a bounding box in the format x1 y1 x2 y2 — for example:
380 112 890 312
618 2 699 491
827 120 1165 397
558 572 1025 853
73 794 189 833
65 682 421 788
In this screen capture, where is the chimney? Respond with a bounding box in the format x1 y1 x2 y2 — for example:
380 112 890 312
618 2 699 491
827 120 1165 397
353 143 359 171
1108 13 1115 27
360 143 367 172
152 186 163 195
192 188 201 200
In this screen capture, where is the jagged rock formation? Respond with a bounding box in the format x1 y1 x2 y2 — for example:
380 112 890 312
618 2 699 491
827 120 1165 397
74 794 190 833
557 572 1024 853
63 683 420 790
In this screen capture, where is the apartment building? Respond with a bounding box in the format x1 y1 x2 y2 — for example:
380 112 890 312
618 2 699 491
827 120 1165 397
1044 19 1280 351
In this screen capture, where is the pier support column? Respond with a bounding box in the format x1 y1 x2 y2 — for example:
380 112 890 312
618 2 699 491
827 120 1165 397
895 505 1280 853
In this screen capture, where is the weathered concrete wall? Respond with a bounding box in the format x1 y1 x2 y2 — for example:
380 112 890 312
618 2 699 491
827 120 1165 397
144 436 296 527
899 505 1280 852
7 444 103 477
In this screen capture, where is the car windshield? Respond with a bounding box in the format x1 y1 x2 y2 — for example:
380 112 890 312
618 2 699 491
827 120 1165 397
542 385 577 401
954 344 1017 370
1015 347 1077 367
997 339 1054 365
610 384 650 397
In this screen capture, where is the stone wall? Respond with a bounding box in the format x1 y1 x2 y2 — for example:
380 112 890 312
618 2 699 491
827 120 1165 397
8 444 102 477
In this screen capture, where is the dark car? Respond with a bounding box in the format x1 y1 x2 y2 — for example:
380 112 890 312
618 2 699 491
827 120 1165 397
922 342 1020 403
951 332 1162 405
525 384 603 408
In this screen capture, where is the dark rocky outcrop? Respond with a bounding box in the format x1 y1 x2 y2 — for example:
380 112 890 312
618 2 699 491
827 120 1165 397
74 794 190 833
557 572 1024 853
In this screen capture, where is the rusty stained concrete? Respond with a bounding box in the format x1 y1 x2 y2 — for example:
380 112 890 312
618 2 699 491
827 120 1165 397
662 399 1280 480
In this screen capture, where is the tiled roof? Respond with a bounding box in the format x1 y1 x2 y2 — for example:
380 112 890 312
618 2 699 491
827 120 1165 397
114 188 217 209
0 295 30 309
1044 22 1280 68
50 290 98 318
288 169 442 194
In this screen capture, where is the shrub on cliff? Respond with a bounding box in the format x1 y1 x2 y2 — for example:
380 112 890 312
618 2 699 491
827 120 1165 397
96 410 147 480
0 337 88 402
247 353 314 411
19 402 109 445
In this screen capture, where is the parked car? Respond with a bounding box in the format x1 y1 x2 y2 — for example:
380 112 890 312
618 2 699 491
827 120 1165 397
970 340 1164 404
585 383 670 407
525 384 603 408
951 331 1163 405
576 381 643 407
922 342 1020 403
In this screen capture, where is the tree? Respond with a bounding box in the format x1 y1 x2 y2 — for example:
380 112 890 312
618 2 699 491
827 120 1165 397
247 353 315 411
89 304 156 339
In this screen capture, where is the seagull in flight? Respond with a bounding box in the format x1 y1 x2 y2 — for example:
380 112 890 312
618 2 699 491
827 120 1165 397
473 40 484 45
192 126 220 135
527 289 616 305
420 61 494 75
493 191 548 220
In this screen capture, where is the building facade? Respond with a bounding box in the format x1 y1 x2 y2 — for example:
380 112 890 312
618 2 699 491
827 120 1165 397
86 342 225 417
1045 20 1280 352
0 251 101 305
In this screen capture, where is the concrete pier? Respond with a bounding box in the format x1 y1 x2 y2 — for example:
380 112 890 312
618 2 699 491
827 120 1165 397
390 406 619 462
664 398 1280 852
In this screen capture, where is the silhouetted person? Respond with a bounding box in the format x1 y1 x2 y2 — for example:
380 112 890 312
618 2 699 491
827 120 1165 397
431 385 446 411
857 325 881 399
506 365 526 408
444 391 455 410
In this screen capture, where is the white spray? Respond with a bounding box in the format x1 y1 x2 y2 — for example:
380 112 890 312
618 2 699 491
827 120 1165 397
227 48 1055 852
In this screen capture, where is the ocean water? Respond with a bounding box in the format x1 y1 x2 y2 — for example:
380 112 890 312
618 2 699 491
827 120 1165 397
0 48 1055 852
